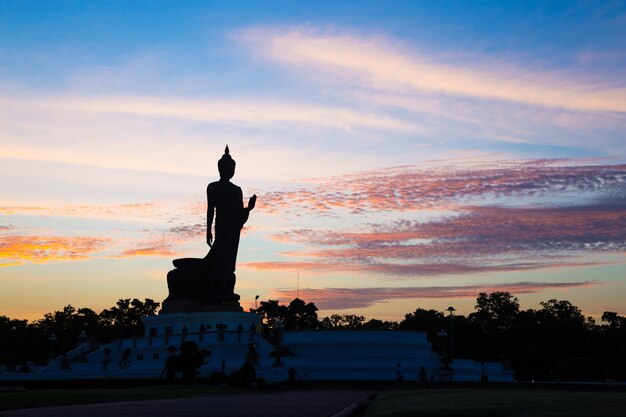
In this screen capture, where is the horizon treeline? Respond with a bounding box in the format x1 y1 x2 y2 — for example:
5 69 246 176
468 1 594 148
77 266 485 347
1 292 624 381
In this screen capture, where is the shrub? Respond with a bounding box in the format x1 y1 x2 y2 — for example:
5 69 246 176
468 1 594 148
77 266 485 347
556 357 607 381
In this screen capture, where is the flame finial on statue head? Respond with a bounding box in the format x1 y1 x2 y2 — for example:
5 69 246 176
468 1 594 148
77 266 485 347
218 144 236 178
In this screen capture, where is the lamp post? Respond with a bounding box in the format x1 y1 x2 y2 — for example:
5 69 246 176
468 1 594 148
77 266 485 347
11 325 16 352
437 329 448 356
78 330 87 355
48 333 58 361
446 306 456 357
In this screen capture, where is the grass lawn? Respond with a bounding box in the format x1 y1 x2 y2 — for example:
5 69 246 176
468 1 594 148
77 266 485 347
364 388 626 417
0 384 244 411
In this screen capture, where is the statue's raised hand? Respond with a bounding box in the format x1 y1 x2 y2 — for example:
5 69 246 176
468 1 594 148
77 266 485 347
248 194 257 211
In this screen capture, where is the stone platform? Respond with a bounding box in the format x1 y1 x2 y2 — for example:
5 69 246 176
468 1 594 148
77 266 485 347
4 312 513 383
143 311 257 337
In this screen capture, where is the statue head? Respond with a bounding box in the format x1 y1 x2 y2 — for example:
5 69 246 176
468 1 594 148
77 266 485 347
218 145 236 180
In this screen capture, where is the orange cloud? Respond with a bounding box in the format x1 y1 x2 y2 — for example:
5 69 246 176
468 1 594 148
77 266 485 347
0 207 46 215
117 245 176 258
0 235 110 266
0 203 160 219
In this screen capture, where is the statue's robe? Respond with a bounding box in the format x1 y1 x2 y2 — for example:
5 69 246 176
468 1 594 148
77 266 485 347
205 179 249 274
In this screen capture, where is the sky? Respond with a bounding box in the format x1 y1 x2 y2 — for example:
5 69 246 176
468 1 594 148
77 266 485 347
1 1 625 322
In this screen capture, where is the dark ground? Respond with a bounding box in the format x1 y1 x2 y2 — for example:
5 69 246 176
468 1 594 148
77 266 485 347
0 389 369 417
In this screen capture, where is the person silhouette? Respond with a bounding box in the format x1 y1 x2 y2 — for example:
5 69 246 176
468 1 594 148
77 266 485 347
205 145 256 276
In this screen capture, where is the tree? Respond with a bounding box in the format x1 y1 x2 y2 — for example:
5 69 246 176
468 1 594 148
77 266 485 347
536 299 592 371
285 298 319 330
255 298 319 331
0 316 30 365
399 308 448 353
255 299 289 331
601 311 624 329
99 298 160 338
31 305 101 358
467 292 521 362
399 308 445 331
363 319 398 330
319 314 365 329
472 291 520 332
598 311 626 380
538 299 585 324
36 305 79 333
36 305 100 338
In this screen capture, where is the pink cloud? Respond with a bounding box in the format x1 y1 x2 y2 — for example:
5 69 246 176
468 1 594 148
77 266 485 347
167 223 205 241
251 199 626 278
243 259 604 278
271 281 600 310
112 225 202 259
259 161 626 215
278 201 626 252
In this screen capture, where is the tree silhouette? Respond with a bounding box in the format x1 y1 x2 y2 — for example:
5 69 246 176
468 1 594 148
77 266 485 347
99 298 160 338
285 298 318 330
1 294 625 381
255 298 318 331
319 314 366 329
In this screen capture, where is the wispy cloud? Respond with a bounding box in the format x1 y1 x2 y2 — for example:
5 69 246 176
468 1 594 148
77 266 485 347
252 199 626 278
247 158 626 280
260 161 626 215
2 95 414 132
111 223 206 259
0 235 110 266
167 223 205 241
244 260 605 278
0 203 161 220
116 244 176 258
277 201 626 252
0 91 420 179
240 27 626 113
271 281 600 310
234 26 626 153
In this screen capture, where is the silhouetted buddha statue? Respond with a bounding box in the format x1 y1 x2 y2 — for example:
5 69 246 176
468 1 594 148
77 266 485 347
162 146 256 313
205 145 256 274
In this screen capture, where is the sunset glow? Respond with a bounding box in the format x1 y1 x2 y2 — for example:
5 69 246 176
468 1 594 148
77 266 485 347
1 1 625 321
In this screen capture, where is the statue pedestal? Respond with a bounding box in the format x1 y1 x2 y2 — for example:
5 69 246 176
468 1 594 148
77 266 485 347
163 258 243 314
160 299 243 314
143 311 258 337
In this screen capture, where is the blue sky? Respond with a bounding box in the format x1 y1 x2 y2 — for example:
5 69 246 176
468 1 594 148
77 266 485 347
1 1 625 321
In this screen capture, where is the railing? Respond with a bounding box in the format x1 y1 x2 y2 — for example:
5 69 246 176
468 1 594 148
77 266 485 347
35 341 99 374
117 329 260 350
